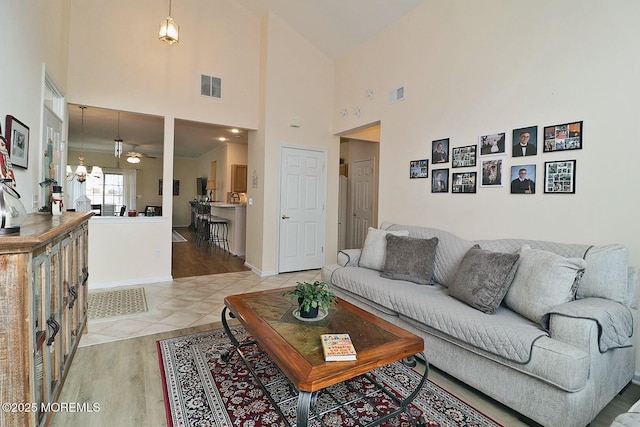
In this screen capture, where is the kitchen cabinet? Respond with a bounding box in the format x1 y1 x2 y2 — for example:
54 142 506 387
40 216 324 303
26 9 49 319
0 212 91 427
231 164 247 193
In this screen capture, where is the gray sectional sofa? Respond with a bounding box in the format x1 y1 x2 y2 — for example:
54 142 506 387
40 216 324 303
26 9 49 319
321 222 638 427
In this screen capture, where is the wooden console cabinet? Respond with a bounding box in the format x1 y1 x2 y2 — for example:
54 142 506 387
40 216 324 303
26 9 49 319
0 212 92 427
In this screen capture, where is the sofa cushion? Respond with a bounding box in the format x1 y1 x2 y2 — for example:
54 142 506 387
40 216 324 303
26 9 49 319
380 235 438 285
448 247 520 314
504 245 586 324
381 222 476 287
359 227 409 271
579 244 629 305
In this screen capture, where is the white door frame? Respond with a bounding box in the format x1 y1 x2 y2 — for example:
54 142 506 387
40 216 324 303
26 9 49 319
277 145 327 273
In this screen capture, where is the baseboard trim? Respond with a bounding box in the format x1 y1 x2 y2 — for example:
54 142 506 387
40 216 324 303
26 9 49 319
89 275 173 289
243 262 276 277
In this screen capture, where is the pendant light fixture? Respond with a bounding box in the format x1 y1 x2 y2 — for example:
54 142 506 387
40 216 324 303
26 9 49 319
159 0 179 45
114 112 123 158
74 106 88 183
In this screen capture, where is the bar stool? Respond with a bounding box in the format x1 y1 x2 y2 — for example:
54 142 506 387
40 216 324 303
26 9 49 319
207 216 230 253
195 202 211 248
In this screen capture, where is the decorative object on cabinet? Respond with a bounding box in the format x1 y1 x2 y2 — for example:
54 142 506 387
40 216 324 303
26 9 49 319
543 121 582 152
544 160 576 194
0 212 91 427
0 178 27 234
5 115 29 169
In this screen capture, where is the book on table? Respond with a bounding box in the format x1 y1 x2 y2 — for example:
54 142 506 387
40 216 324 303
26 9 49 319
321 333 357 361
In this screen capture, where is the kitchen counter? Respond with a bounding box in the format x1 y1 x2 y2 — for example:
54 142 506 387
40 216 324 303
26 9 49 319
209 204 246 256
210 202 246 208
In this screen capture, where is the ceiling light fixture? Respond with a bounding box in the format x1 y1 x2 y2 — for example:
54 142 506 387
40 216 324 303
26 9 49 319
159 0 179 45
127 156 141 164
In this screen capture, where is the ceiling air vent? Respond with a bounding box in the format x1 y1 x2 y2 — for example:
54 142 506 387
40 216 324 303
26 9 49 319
389 85 406 104
201 75 222 99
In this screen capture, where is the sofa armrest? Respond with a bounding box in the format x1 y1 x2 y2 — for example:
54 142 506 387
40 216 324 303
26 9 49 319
543 297 634 353
338 249 361 267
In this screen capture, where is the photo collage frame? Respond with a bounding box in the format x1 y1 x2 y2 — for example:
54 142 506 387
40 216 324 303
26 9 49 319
408 120 581 195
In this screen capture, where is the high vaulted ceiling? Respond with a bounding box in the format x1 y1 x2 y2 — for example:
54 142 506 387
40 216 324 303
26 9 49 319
67 1 423 159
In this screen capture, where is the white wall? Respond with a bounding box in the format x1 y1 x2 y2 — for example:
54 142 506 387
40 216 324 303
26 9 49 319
245 12 337 275
334 0 640 267
0 0 70 211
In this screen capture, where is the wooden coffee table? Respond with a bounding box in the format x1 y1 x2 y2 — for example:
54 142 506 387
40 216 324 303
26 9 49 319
221 287 428 427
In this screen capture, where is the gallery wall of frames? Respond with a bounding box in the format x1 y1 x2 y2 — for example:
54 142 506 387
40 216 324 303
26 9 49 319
409 120 582 196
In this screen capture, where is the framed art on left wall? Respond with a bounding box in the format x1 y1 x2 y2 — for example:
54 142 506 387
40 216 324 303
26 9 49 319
5 115 29 169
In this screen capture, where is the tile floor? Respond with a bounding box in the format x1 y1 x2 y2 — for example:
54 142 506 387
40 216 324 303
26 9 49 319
81 270 322 347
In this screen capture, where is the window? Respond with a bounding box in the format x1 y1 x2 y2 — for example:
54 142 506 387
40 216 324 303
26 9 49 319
86 171 124 214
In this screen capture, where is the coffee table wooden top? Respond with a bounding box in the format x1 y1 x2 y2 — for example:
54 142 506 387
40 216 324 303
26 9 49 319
224 287 424 392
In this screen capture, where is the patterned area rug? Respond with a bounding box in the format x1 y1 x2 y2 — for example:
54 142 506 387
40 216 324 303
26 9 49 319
88 287 148 319
157 327 502 427
172 230 188 242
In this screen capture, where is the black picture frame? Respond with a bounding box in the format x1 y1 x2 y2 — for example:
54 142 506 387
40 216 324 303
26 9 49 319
452 145 477 168
432 138 449 164
5 115 29 169
512 126 538 157
409 159 429 179
510 164 536 194
431 168 449 193
159 179 180 196
544 160 576 194
452 171 477 193
543 121 583 152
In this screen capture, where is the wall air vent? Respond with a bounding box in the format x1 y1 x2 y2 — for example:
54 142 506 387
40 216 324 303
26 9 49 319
389 85 406 104
201 74 222 99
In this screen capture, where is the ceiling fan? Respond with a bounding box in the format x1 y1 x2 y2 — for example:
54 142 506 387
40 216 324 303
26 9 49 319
126 144 157 163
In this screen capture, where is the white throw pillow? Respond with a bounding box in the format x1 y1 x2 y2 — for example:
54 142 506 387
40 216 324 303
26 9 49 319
504 245 586 324
359 227 409 271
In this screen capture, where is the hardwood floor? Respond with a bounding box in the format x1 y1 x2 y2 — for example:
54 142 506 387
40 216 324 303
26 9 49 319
171 226 249 278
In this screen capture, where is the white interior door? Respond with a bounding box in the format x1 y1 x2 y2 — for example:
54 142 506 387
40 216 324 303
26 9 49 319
279 147 326 273
351 158 375 249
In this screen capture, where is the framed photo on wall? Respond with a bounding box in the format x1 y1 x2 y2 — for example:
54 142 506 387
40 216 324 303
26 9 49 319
512 126 538 157
409 159 429 178
544 160 576 194
432 138 449 164
452 171 476 193
479 132 506 156
543 121 582 152
5 115 29 169
159 179 180 195
510 164 536 194
481 158 504 187
452 145 477 168
431 168 449 193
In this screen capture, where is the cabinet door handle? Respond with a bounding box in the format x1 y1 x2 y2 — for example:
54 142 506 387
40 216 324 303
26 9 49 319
68 286 78 309
46 316 60 346
281 215 290 220
81 267 89 286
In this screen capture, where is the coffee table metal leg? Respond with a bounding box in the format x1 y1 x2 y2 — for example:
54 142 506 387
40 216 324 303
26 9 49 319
296 391 317 427
221 306 239 347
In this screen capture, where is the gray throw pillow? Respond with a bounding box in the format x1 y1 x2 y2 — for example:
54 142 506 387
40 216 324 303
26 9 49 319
359 227 409 271
380 235 439 285
448 247 520 314
504 245 586 324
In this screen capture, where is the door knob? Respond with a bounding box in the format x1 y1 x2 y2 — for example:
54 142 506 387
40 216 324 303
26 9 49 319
281 215 290 219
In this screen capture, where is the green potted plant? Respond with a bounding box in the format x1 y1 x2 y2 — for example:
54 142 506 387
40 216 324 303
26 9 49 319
284 280 337 319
